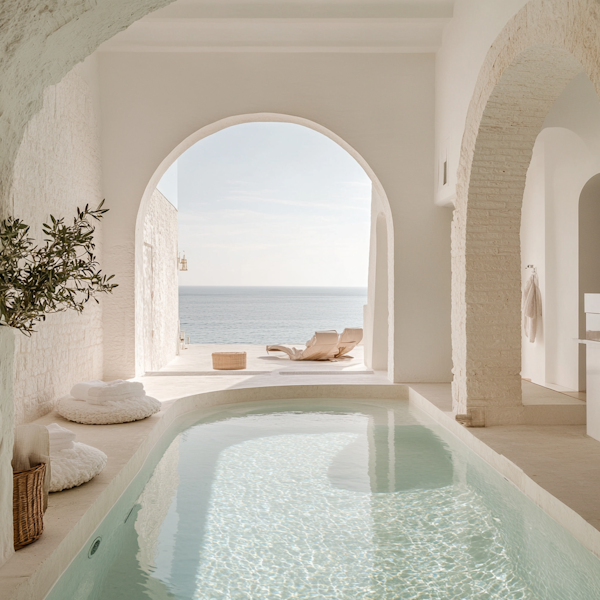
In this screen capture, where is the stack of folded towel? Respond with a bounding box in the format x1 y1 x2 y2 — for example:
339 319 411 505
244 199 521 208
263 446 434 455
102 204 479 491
70 380 146 405
57 379 161 425
44 423 107 492
46 423 76 453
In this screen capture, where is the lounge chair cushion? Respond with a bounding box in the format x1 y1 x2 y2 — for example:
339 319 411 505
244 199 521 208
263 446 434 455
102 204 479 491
49 442 107 492
335 328 363 358
56 395 161 425
267 330 340 361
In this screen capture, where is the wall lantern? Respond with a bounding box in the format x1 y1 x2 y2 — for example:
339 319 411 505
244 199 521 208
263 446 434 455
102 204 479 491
178 252 188 271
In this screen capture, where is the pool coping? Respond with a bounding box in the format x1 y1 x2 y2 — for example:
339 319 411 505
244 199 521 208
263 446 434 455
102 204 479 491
1 383 600 600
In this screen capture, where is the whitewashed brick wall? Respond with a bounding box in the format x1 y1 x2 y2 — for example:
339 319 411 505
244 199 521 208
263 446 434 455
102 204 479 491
142 189 179 372
8 68 104 426
452 0 600 421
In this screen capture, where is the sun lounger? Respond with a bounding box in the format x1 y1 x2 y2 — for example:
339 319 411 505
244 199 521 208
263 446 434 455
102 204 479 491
334 328 363 358
267 330 340 361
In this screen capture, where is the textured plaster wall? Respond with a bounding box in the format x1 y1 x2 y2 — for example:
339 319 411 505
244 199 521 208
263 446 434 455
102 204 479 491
451 0 600 421
9 67 104 426
0 0 173 211
142 189 179 373
0 0 178 568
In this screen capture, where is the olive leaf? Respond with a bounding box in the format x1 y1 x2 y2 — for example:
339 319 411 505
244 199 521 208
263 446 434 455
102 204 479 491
0 200 118 335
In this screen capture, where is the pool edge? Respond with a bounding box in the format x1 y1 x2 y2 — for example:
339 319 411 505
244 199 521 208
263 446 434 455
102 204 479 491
3 382 600 600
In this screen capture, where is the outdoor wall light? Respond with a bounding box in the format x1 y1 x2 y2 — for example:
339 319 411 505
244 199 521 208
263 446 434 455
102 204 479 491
178 252 188 271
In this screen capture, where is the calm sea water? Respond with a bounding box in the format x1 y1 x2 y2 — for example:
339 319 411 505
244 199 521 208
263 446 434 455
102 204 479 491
179 286 367 345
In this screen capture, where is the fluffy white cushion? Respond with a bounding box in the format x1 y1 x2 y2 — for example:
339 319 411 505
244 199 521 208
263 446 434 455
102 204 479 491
56 395 161 425
50 442 108 492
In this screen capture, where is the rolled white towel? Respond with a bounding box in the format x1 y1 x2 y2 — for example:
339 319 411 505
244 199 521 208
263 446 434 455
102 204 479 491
70 380 107 402
71 380 145 405
46 423 76 453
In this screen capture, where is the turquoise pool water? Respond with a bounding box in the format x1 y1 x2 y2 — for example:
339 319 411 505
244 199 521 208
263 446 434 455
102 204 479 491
46 400 600 599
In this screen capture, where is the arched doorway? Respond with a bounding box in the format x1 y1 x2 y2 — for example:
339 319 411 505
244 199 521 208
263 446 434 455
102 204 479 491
136 114 394 376
451 0 600 425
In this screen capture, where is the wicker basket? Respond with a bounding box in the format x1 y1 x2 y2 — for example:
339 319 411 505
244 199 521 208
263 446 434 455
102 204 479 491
212 351 247 370
13 462 46 550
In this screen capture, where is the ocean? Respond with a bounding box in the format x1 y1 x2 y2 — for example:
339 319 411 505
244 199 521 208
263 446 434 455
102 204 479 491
179 286 367 345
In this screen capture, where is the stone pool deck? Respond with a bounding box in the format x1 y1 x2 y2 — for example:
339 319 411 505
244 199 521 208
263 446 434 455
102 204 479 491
0 344 597 600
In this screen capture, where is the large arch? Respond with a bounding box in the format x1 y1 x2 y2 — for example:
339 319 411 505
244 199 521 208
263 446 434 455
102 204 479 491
0 1 451 567
452 0 600 424
135 113 395 376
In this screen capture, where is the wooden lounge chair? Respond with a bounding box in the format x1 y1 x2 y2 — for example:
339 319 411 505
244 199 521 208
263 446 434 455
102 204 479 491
266 331 340 361
334 328 363 358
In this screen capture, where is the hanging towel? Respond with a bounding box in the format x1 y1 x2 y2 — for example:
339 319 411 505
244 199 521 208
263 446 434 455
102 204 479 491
522 272 542 343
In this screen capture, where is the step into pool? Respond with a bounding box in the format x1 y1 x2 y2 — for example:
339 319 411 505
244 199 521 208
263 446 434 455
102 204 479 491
46 399 600 599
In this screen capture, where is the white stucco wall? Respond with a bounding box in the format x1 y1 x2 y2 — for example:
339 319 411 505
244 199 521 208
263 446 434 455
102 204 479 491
97 51 453 383
8 66 104 426
521 73 600 391
141 189 179 373
435 0 531 205
364 188 392 371
520 140 546 385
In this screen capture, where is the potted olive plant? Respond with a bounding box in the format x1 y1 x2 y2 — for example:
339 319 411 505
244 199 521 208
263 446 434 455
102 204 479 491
0 200 117 334
1 200 117 550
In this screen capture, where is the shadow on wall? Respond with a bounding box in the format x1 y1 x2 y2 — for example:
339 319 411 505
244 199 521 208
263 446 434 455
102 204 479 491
579 173 600 390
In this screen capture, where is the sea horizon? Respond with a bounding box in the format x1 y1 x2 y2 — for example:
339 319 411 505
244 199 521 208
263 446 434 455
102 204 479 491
179 285 367 345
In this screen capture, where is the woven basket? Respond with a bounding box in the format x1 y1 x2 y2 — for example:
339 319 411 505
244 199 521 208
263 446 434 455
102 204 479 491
13 462 46 550
212 352 247 370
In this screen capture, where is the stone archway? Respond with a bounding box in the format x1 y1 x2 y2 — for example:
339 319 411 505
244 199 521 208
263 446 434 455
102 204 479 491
452 0 600 425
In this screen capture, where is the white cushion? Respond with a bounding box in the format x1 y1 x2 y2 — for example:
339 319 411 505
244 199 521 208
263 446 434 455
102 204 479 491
50 442 108 492
56 395 161 425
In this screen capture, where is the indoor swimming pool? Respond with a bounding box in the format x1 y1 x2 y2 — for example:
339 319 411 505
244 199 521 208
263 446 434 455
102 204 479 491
46 399 600 599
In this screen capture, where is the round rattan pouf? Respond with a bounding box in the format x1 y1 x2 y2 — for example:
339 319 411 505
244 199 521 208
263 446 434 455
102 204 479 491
212 351 247 370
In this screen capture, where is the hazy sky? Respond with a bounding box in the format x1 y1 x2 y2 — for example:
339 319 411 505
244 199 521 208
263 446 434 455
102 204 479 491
158 122 371 287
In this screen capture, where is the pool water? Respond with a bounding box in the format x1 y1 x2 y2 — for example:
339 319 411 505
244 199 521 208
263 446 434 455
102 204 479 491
46 400 600 599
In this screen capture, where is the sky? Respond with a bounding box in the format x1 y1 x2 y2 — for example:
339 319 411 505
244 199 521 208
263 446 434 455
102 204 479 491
158 122 372 287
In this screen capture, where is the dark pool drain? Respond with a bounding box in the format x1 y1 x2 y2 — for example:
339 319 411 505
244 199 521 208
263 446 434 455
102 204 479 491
88 536 102 558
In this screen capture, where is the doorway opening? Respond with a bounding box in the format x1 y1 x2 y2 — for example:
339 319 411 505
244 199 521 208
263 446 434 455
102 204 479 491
139 117 393 375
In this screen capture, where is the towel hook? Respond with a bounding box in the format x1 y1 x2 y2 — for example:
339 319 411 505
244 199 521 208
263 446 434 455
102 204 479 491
526 264 537 274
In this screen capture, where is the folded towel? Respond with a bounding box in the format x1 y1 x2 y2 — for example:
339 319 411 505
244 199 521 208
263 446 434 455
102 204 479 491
70 380 105 402
71 380 145 405
46 423 76 452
